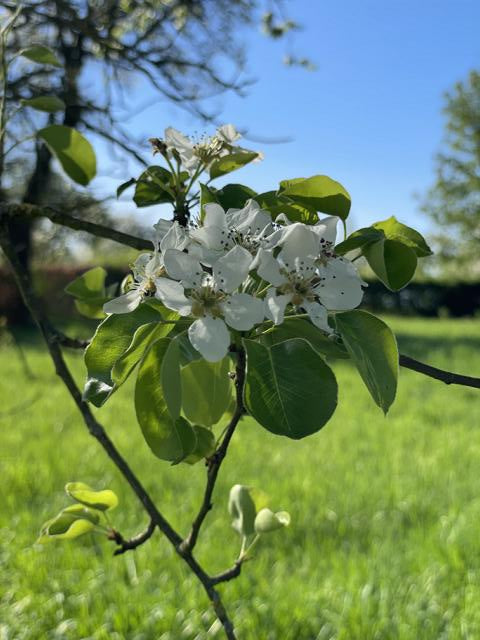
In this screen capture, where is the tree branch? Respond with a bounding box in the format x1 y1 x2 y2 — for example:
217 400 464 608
110 519 157 556
399 353 480 389
0 219 239 640
0 202 152 251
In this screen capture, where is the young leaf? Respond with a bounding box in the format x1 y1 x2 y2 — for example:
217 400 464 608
83 305 163 407
199 183 219 222
38 505 100 543
255 191 318 224
21 96 66 113
228 485 257 538
135 337 196 462
65 482 118 511
116 178 136 199
20 45 62 67
254 508 291 533
372 216 433 257
38 125 96 186
65 267 107 300
243 338 338 439
215 183 257 210
209 151 259 179
364 238 417 291
261 317 349 359
335 226 384 255
279 175 351 220
181 357 232 427
182 426 216 465
133 166 174 206
335 310 398 414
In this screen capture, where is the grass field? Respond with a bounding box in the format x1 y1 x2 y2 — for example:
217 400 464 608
1 316 480 640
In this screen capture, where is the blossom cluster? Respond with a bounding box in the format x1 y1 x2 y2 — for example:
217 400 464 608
104 200 366 362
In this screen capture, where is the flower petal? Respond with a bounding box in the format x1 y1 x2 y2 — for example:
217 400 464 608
213 245 252 293
103 290 142 315
265 290 290 325
277 223 319 266
226 200 272 237
313 216 339 244
160 221 189 253
188 316 230 362
154 277 192 316
252 248 285 287
316 257 366 310
204 203 228 228
216 124 241 144
164 127 193 154
164 249 203 287
302 301 331 333
222 293 265 331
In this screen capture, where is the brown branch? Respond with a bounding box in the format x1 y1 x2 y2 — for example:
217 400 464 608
110 519 156 556
0 221 239 640
211 560 243 586
399 354 480 389
181 348 246 555
0 202 152 251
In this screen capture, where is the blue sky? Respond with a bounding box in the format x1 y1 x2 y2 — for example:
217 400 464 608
91 0 480 237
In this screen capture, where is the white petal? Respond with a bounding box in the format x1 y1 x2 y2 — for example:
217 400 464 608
265 290 290 325
188 242 225 267
222 293 265 331
316 258 366 311
226 200 272 236
217 124 241 143
302 301 331 333
160 221 189 253
154 278 192 316
144 252 163 278
188 316 230 362
213 245 252 293
132 253 153 278
313 216 339 244
203 203 228 229
252 248 285 287
163 249 203 287
103 290 142 315
153 219 172 245
164 127 193 153
277 224 319 266
190 225 228 251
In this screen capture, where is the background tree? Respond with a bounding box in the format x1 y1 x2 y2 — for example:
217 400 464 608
421 70 480 281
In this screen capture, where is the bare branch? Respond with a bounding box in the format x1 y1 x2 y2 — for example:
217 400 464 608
399 353 480 389
0 202 152 250
110 519 157 556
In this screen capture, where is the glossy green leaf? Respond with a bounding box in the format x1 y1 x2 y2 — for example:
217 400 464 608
83 305 162 407
254 508 291 533
279 175 351 220
209 151 259 179
228 484 257 538
116 177 136 199
215 183 257 210
134 166 174 206
20 45 62 67
65 267 107 300
255 191 318 224
38 505 99 543
335 226 384 255
364 238 418 291
135 338 196 462
181 357 232 426
183 426 216 465
74 297 108 320
21 96 65 113
335 310 398 414
243 338 338 439
38 125 96 186
373 216 433 257
261 317 349 359
65 482 118 511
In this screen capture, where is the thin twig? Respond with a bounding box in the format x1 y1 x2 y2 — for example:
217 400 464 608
399 353 480 389
110 519 157 556
0 202 152 251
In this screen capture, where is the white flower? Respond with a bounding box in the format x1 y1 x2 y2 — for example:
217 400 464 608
190 200 273 265
154 245 265 361
103 222 189 315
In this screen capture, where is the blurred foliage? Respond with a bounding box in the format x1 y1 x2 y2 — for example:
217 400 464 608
421 70 480 281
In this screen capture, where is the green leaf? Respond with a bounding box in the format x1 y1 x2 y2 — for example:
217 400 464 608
38 505 99 543
254 508 291 533
261 317 349 359
21 96 65 113
116 178 136 199
65 482 118 511
335 310 398 414
243 338 338 439
74 297 109 320
181 357 232 427
65 267 107 300
38 125 96 186
135 337 196 462
183 426 216 465
209 151 259 179
373 216 433 257
83 305 163 407
335 227 384 255
228 484 257 538
133 166 174 206
215 183 257 210
20 45 62 67
279 175 351 220
255 191 318 224
364 238 418 291
199 183 219 222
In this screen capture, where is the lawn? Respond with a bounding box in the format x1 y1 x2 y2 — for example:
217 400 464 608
1 316 480 640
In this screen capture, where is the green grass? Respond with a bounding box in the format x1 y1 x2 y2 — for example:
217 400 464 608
1 316 480 640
